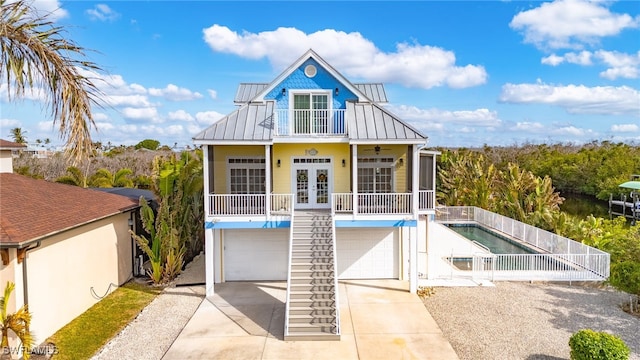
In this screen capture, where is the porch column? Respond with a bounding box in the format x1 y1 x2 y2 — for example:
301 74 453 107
409 226 418 293
205 228 214 296
412 144 419 218
265 144 272 220
202 145 211 217
352 144 358 216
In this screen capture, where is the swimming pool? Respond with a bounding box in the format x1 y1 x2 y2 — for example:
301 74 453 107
448 224 535 255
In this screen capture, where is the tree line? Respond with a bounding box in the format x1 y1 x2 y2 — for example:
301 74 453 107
436 141 640 296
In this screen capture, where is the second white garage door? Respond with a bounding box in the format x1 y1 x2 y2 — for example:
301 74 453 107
336 228 399 279
223 229 288 281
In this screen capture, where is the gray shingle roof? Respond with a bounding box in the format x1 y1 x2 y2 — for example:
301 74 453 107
193 102 275 142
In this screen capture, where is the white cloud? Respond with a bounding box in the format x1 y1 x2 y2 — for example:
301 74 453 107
553 125 587 136
30 0 68 21
510 0 639 50
94 121 115 131
0 84 47 103
148 84 203 101
36 120 54 131
202 25 487 89
168 110 194 122
389 105 501 127
92 113 109 121
121 107 161 123
0 118 21 128
611 124 639 132
541 50 640 80
512 122 545 132
86 4 120 22
499 82 640 115
195 111 224 125
207 89 218 100
104 94 152 107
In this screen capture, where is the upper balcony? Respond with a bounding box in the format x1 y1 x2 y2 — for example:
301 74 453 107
275 109 346 137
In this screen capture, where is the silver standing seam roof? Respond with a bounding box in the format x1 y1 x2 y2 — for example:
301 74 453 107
234 83 388 104
194 50 426 144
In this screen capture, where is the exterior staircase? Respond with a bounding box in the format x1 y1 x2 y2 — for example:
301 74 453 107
284 210 340 341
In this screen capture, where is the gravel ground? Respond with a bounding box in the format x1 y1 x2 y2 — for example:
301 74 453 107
422 282 639 360
90 255 205 360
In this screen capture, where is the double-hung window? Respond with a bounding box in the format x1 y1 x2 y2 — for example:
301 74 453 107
357 157 394 193
228 158 265 194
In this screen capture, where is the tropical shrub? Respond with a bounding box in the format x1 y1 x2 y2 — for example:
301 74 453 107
569 329 629 360
1 282 33 360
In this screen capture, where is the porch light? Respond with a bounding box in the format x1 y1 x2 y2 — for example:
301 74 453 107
281 88 286 96
374 145 381 154
398 158 404 166
335 87 339 96
342 159 346 167
277 159 281 167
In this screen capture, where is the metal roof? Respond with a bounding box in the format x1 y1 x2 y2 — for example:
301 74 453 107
234 83 268 104
234 83 387 104
193 102 275 143
346 102 426 143
354 83 387 103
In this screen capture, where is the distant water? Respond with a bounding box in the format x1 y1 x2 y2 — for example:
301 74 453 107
560 193 609 219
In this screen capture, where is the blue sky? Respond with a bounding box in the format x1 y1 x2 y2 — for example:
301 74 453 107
1 0 639 149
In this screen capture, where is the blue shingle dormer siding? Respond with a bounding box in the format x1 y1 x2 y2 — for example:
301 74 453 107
265 59 356 111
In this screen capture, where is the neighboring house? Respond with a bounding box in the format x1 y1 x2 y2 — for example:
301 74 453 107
0 139 26 173
193 49 438 340
0 143 140 345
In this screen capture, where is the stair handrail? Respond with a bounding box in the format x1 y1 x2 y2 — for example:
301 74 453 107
284 196 295 338
330 214 341 336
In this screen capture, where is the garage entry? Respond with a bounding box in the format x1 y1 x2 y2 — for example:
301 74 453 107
336 228 399 279
223 229 289 281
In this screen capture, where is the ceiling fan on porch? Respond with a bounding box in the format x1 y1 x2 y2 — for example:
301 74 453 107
362 145 392 155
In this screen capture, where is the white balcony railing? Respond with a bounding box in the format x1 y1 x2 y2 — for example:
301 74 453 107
332 193 413 215
275 109 346 136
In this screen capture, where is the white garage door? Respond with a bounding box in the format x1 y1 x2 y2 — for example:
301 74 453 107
336 228 398 279
224 229 288 281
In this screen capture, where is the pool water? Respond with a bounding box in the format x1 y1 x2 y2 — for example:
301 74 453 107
448 225 534 255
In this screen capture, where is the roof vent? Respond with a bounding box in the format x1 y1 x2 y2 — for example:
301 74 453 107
304 65 317 78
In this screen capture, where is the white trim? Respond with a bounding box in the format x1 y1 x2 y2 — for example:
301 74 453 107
291 156 333 209
225 156 266 194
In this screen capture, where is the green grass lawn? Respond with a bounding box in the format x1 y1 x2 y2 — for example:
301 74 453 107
47 281 162 360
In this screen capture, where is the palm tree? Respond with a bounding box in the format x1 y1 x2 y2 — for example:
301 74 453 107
89 168 134 188
9 127 26 144
0 0 104 161
55 166 87 187
1 282 33 360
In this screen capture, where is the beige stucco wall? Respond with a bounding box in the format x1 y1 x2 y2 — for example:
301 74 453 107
0 149 14 173
22 212 133 343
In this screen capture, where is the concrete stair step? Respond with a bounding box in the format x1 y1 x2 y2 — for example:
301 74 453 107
289 284 335 292
284 332 340 341
289 299 335 308
288 307 336 316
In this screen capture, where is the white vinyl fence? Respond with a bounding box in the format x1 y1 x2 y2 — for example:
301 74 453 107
436 206 610 282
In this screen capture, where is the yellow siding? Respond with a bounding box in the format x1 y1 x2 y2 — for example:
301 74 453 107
212 145 266 193
273 143 351 194
357 144 409 193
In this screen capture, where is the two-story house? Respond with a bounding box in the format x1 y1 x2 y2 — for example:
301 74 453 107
193 49 437 340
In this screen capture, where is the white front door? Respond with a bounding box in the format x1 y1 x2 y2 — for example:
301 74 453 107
293 158 331 209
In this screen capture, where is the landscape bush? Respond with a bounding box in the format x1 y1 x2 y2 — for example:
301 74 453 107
569 329 630 360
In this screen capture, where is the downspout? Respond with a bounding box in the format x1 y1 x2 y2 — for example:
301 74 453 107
21 241 42 307
129 212 136 278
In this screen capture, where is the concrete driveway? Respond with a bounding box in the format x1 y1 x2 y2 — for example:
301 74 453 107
162 280 459 360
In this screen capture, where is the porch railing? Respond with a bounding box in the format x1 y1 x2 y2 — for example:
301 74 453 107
208 194 293 216
275 109 346 136
332 193 412 215
419 190 435 212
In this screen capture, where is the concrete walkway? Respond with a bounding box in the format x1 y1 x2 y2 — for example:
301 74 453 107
163 280 459 360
